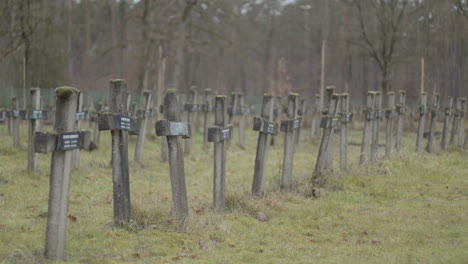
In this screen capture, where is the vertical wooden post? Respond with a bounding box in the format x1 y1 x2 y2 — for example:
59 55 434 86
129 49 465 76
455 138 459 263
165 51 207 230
324 86 335 171
162 90 189 218
395 90 406 151
11 97 21 148
44 86 79 260
359 92 376 165
252 94 275 196
441 96 453 150
87 95 95 130
184 87 197 154
270 97 281 147
295 97 306 146
457 98 466 147
426 92 440 153
310 94 320 138
281 93 299 190
313 93 339 185
28 88 41 172
370 92 382 161
134 90 152 163
385 92 395 158
449 98 461 145
93 101 103 147
202 88 213 148
212 96 228 211
72 92 83 169
109 80 131 225
238 93 246 149
339 93 350 170
415 92 427 152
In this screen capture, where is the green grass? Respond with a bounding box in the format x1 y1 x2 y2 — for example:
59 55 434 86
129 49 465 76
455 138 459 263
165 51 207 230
0 119 466 263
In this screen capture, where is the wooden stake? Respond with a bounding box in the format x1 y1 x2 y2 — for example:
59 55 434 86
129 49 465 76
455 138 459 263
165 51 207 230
202 88 213 148
320 40 326 110
310 94 320 138
93 101 103 147
420 57 425 93
237 93 246 149
324 86 335 171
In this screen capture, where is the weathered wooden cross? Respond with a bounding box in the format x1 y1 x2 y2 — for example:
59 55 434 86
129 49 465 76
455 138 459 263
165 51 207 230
385 91 396 158
359 91 377 165
426 92 440 153
339 93 352 170
201 88 214 148
184 87 198 154
21 88 49 171
208 96 232 211
440 96 453 150
134 90 152 163
313 93 339 186
98 80 138 225
370 91 382 161
156 90 190 218
395 90 407 151
280 93 300 190
415 92 427 152
34 87 92 260
252 94 278 196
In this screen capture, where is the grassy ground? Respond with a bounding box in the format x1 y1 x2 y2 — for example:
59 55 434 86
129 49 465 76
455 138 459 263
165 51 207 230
0 119 466 263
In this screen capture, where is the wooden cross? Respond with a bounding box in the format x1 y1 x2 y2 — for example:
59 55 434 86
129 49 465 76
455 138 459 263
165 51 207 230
359 91 377 165
97 80 136 226
280 93 300 190
395 90 407 151
385 92 396 158
252 94 277 196
208 96 232 211
426 92 440 153
156 90 190 219
415 92 427 152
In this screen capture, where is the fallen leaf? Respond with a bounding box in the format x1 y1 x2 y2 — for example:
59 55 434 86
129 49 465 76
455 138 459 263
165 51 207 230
228 244 236 248
21 226 26 232
68 215 77 222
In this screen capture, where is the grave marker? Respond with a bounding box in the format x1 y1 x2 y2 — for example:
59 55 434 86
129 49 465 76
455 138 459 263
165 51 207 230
457 98 466 147
440 97 453 150
385 92 396 158
252 94 277 196
310 94 320 138
295 97 307 146
208 96 232 211
371 92 382 161
134 90 152 163
324 86 335 171
25 88 47 171
280 93 300 189
359 92 377 165
35 87 92 260
9 97 21 147
449 98 461 145
415 92 427 152
184 87 197 154
339 93 351 170
313 93 339 186
98 80 136 225
201 88 213 148
426 92 440 153
156 90 190 218
72 92 84 169
395 90 406 151
237 93 247 149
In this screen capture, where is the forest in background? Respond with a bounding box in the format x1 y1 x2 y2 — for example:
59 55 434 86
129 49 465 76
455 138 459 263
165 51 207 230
0 0 467 107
